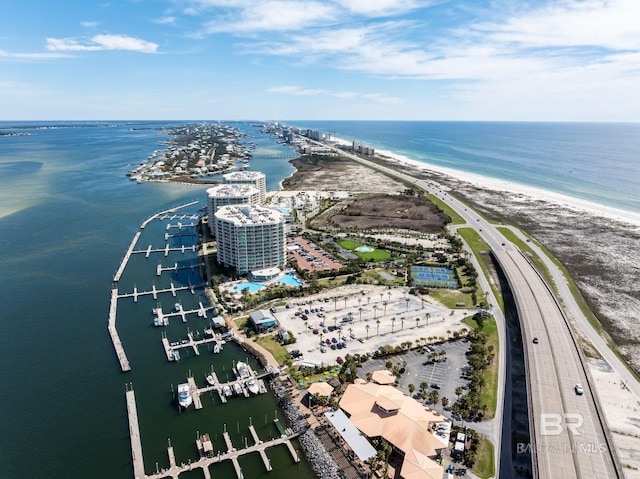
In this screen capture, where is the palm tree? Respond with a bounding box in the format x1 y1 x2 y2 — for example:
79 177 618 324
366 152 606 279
379 292 384 302
358 307 363 322
421 299 425 309
391 317 396 333
383 301 388 316
373 304 378 319
441 396 449 410
376 319 381 336
408 384 415 396
343 296 348 309
366 324 371 339
405 297 410 311
387 291 392 302
348 327 353 339
358 297 363 309
367 296 371 305
415 317 420 329
424 312 430 326
400 316 405 331
333 316 338 329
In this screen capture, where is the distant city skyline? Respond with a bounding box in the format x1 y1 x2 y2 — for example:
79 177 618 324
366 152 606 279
1 0 639 121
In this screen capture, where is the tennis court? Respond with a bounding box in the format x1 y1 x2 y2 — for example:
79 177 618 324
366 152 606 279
410 265 459 288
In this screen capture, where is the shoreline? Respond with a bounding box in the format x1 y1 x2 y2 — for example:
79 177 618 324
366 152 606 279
331 137 640 228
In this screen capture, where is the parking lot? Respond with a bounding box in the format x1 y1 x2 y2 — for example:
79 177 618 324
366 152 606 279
357 339 472 407
272 284 476 367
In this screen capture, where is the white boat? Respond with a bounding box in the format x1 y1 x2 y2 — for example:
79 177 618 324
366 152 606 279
204 328 214 337
172 350 180 361
177 383 192 408
174 303 183 312
246 378 259 395
222 385 232 397
233 382 243 395
206 374 216 386
213 342 221 354
236 361 250 379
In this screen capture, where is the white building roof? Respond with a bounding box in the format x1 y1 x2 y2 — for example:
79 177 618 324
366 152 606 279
207 184 260 198
223 171 265 181
215 204 283 226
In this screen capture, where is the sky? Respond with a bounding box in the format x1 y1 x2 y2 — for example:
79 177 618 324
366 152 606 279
1 0 639 121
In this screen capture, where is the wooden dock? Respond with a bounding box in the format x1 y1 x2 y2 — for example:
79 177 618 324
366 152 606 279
132 244 197 257
114 232 141 282
156 262 204 277
126 389 146 479
152 302 216 325
187 377 203 410
161 333 221 362
108 288 130 372
117 282 201 302
146 429 301 479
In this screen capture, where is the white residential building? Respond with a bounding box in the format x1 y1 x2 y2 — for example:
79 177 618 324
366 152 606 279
223 171 267 203
206 184 261 234
214 204 285 274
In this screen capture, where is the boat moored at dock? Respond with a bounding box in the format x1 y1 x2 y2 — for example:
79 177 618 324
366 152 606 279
177 383 192 408
246 378 259 395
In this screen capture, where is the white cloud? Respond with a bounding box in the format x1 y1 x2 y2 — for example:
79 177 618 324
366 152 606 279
333 0 440 17
80 21 99 28
201 1 337 33
0 49 71 60
270 85 401 104
153 16 176 25
45 34 158 53
473 0 640 51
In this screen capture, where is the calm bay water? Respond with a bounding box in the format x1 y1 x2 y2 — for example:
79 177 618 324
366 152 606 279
0 122 305 479
1 120 638 478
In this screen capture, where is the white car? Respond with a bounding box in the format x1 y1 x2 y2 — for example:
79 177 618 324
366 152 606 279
575 384 584 395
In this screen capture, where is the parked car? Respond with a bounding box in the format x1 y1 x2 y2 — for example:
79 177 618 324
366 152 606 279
575 384 584 395
336 357 344 364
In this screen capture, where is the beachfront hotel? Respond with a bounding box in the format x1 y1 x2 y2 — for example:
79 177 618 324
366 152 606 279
214 204 286 274
206 184 261 234
223 171 267 203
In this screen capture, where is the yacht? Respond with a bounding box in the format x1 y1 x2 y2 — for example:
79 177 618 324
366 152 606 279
236 361 250 379
206 374 216 386
246 378 259 395
233 382 243 395
213 342 221 354
177 383 192 408
222 384 232 397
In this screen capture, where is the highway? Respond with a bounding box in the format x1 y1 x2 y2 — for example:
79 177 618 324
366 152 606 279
317 143 623 478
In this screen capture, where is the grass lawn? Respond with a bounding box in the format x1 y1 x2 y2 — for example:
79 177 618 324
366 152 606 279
254 335 290 364
429 289 476 309
472 436 495 479
337 239 392 262
463 315 499 419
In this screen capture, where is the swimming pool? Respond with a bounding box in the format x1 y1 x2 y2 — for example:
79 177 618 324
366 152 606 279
228 273 302 294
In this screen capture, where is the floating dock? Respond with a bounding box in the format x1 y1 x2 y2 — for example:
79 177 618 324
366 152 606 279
108 288 130 372
126 389 146 479
146 425 301 479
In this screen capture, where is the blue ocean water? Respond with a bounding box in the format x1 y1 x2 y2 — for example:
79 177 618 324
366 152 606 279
290 121 640 214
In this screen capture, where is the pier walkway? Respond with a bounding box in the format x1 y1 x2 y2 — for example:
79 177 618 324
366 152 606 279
108 288 130 372
144 428 301 479
156 262 204 277
117 282 202 302
126 389 146 479
133 244 197 258
114 232 141 282
152 301 215 325
161 333 222 362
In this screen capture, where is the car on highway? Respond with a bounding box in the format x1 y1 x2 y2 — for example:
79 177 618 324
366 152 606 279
533 337 539 344
575 384 584 395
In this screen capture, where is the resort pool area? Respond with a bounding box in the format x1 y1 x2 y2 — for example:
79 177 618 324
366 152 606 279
228 273 302 294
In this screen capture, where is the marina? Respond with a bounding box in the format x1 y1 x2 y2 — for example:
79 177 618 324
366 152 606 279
143 427 301 479
117 282 202 302
152 301 216 325
156 262 204 277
